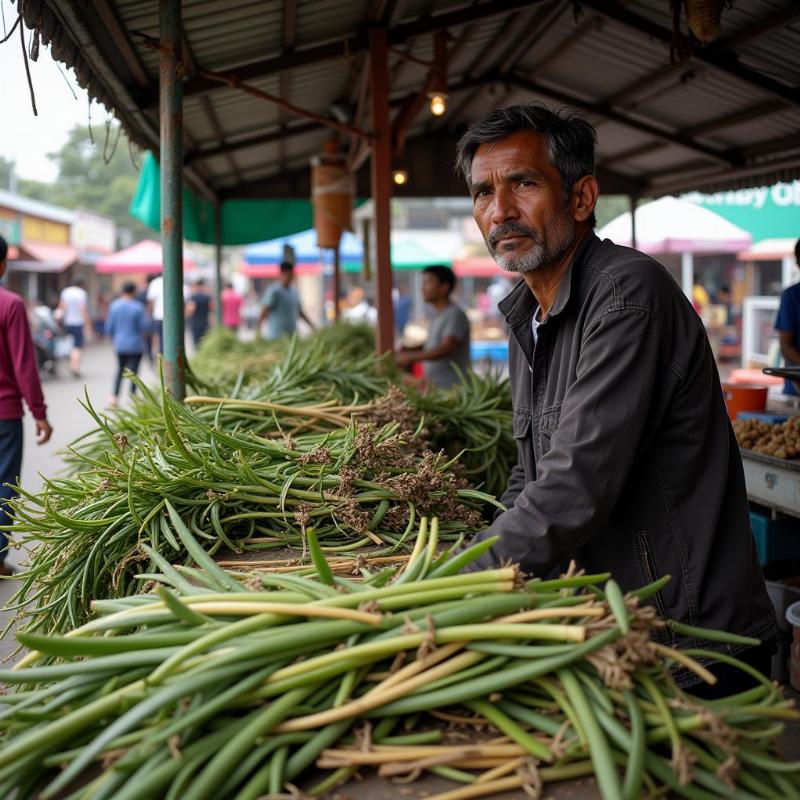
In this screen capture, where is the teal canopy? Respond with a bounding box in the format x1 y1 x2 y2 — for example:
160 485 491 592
129 152 317 246
683 182 800 241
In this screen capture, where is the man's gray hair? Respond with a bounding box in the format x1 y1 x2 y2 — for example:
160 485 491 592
455 103 598 227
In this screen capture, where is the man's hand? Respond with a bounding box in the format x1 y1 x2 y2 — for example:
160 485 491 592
36 419 53 445
395 351 416 369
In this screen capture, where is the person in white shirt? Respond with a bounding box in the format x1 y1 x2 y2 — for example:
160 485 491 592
56 280 91 377
146 275 164 353
147 275 191 353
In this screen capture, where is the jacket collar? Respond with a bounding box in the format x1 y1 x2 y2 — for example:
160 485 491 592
498 231 600 325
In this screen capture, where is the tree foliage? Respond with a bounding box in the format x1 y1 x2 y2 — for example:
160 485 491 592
0 124 151 244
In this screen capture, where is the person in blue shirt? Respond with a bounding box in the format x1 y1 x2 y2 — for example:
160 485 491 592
257 262 315 339
774 239 800 395
105 282 145 407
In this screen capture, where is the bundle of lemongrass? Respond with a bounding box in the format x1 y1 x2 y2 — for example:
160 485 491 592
1 506 796 800
65 335 515 497
190 322 377 384
5 384 494 636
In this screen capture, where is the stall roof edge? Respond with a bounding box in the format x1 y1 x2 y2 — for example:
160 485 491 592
16 0 800 200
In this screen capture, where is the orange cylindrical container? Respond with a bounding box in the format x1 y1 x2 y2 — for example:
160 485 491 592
721 383 768 422
311 142 353 250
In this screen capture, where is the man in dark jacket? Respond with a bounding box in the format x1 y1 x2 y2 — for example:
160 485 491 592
457 104 775 694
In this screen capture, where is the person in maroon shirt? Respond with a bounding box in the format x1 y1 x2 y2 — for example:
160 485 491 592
0 236 53 576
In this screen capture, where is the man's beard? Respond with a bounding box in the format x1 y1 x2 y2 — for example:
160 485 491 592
487 215 575 274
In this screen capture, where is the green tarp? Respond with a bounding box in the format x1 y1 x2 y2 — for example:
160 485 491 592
129 152 316 246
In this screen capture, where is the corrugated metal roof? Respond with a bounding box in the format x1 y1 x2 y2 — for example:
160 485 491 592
17 0 800 199
0 190 76 225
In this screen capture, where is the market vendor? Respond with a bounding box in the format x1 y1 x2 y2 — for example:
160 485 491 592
396 265 471 389
457 104 775 695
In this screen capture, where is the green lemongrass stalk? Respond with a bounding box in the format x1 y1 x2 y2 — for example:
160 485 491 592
0 678 146 769
369 627 622 718
465 698 552 762
264 622 587 688
667 619 762 647
603 579 629 634
622 689 646 800
180 687 313 800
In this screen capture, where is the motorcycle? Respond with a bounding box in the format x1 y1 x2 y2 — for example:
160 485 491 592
29 305 69 376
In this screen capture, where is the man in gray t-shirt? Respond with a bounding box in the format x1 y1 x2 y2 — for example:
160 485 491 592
397 265 471 388
257 261 315 339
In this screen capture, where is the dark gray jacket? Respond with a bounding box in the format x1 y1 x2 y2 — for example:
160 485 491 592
471 232 775 652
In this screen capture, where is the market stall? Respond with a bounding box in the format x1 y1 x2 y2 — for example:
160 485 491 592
4 1 800 797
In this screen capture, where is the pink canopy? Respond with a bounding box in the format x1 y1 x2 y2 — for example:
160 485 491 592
96 239 196 274
240 262 321 279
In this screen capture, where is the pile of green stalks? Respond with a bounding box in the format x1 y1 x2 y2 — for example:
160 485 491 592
1 511 797 800
65 337 393 470
190 322 377 384
66 336 514 497
5 382 495 637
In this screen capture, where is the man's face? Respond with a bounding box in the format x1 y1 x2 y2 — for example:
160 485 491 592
469 131 576 274
280 270 294 287
422 273 447 304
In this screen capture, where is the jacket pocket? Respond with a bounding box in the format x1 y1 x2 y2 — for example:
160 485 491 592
538 404 562 456
632 530 674 644
512 410 534 481
513 410 532 439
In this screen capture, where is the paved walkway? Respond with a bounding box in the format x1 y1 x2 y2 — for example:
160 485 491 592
1 342 159 664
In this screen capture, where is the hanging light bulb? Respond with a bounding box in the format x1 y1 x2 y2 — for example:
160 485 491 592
426 31 449 118
429 93 447 116
392 168 408 186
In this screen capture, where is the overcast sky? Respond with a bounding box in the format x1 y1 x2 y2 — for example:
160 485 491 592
0 21 93 183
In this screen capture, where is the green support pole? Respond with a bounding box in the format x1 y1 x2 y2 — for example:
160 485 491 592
159 0 185 399
214 202 223 326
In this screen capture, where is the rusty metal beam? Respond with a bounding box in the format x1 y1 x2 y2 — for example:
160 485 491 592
738 131 800 160
183 75 491 166
141 0 549 105
180 34 241 182
580 0 800 109
220 129 647 199
604 60 695 108
650 153 800 196
600 99 789 167
716 5 800 50
369 28 395 356
508 4 597 77
282 0 297 52
279 0 298 166
438 0 569 130
509 74 739 166
498 0 572 75
185 121 319 164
